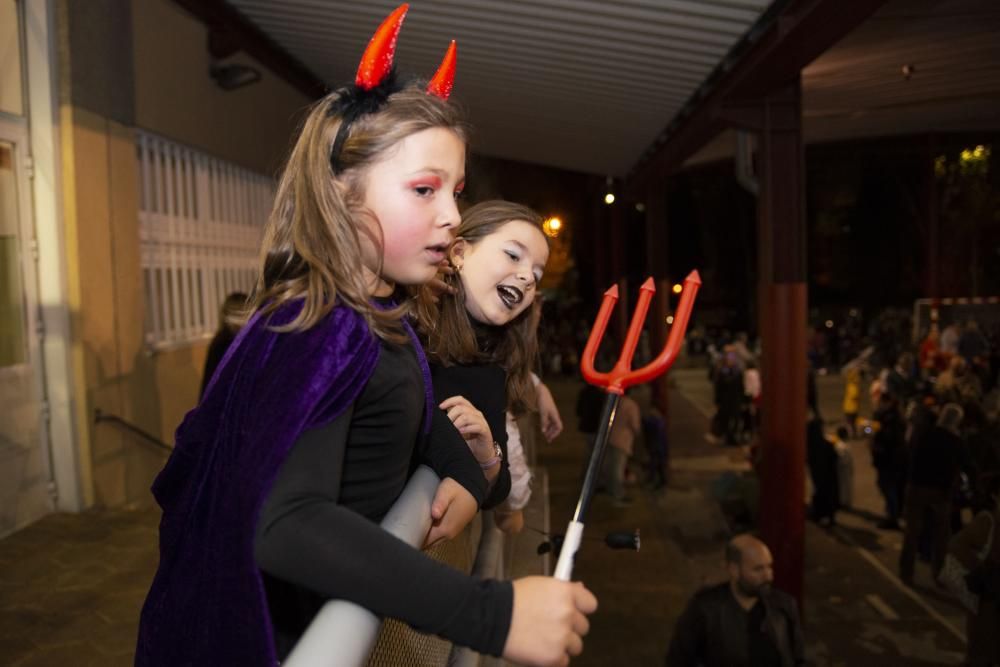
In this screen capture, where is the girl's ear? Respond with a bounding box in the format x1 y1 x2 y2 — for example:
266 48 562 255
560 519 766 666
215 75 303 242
449 238 467 270
332 174 352 197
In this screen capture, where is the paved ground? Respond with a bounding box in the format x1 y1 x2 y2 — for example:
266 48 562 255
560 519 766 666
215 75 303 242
0 508 159 666
0 366 975 666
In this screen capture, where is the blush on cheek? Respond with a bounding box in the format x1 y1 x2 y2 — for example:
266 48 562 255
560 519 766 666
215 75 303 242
382 227 428 262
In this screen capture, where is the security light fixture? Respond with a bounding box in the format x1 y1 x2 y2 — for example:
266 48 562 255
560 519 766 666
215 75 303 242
210 62 262 91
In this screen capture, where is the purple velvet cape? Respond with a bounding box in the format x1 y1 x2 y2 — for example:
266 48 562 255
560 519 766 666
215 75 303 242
135 301 433 666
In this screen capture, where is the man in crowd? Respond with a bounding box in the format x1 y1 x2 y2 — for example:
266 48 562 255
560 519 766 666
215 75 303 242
900 403 970 585
666 534 805 667
714 350 745 445
872 393 907 529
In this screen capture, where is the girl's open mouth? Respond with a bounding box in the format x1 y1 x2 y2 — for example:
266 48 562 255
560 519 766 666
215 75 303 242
497 285 524 309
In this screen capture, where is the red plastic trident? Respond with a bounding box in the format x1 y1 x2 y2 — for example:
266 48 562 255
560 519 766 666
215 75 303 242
554 270 701 581
581 270 702 394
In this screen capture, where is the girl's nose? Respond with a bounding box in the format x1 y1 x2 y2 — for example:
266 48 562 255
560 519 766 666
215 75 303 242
439 197 460 229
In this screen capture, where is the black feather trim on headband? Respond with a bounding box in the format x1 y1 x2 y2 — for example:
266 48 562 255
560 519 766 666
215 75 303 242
328 68 402 174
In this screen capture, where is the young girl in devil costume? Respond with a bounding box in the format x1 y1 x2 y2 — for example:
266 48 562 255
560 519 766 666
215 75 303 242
420 201 555 534
134 6 595 666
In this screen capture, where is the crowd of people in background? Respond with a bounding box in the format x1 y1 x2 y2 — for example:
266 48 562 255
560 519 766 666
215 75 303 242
684 312 1000 666
532 297 1000 664
539 301 1000 664
859 320 1000 534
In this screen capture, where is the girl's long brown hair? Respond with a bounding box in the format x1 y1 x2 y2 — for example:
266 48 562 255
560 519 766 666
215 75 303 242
239 83 467 339
418 200 548 415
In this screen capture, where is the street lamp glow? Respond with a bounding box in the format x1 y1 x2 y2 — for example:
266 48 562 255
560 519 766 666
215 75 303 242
672 283 683 294
604 193 615 205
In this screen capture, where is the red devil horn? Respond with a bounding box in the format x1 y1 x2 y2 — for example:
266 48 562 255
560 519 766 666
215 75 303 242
355 4 409 90
427 40 457 100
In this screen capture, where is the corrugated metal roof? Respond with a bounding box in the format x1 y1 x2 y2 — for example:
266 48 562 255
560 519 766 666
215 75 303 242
227 0 773 176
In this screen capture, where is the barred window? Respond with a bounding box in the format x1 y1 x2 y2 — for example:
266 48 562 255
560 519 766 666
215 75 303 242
137 131 273 349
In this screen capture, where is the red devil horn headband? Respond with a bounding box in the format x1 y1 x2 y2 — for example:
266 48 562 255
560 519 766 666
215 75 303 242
330 4 458 173
354 4 456 100
427 40 457 100
355 4 408 91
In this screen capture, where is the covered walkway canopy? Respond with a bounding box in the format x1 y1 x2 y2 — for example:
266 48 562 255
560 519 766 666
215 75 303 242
183 0 1000 177
176 0 1000 599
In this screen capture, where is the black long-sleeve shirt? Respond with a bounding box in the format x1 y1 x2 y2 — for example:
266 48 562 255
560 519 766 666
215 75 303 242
430 362 512 509
254 338 513 659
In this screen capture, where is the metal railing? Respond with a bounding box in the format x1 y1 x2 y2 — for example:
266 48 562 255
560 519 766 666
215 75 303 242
284 465 442 667
93 409 172 454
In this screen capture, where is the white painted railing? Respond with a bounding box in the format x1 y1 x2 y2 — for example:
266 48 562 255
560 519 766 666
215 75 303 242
136 131 273 348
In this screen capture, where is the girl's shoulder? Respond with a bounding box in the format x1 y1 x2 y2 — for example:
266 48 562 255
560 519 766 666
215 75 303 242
238 300 378 371
258 298 369 330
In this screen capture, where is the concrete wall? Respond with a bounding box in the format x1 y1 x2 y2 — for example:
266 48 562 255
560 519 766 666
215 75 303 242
55 0 312 509
0 1 24 116
132 0 311 175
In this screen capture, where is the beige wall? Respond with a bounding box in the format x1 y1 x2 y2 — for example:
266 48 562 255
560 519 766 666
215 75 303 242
132 0 313 175
0 0 24 116
57 0 313 509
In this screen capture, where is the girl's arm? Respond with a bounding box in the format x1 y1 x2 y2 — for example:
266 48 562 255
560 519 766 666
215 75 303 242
254 410 513 655
433 395 512 510
422 406 491 505
494 414 531 534
255 413 597 665
534 378 564 442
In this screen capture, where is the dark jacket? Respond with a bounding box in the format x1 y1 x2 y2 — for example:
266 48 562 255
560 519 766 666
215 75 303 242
665 582 805 667
908 425 966 493
872 405 906 471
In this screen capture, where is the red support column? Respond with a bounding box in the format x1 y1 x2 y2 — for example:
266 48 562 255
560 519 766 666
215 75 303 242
754 79 807 604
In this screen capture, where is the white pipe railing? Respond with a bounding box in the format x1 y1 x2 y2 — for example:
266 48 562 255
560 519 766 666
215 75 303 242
283 465 440 667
